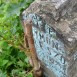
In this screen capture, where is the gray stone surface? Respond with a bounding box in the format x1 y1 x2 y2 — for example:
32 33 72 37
22 0 77 77
22 0 77 51
35 0 67 9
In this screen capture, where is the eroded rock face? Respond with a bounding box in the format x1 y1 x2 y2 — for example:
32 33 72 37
36 0 67 9
22 0 77 50
22 0 77 77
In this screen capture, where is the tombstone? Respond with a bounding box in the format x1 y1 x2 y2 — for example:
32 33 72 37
21 0 77 77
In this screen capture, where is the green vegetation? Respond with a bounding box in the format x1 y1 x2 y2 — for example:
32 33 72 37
0 0 34 77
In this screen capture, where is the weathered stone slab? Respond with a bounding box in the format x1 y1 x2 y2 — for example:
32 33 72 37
22 0 77 50
35 0 67 9
22 0 77 77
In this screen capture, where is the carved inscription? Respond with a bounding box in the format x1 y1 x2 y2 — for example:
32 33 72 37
32 26 68 77
23 14 68 77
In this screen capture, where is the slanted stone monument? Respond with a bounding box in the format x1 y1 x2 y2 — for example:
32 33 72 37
22 0 77 77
